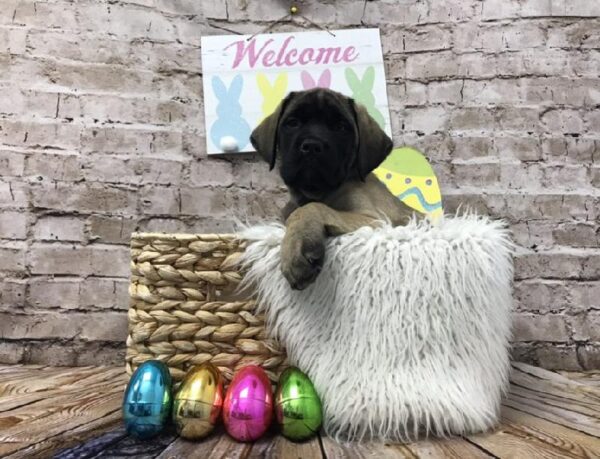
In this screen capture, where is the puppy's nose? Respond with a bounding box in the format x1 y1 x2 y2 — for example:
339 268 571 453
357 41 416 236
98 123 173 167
299 139 323 156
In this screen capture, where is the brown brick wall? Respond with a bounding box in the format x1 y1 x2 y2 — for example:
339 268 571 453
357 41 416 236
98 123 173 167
0 0 598 369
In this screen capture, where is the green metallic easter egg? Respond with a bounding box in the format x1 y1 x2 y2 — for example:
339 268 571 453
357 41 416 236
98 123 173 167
275 367 322 441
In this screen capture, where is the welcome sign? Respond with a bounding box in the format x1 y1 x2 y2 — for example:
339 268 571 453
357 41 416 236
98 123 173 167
201 28 391 155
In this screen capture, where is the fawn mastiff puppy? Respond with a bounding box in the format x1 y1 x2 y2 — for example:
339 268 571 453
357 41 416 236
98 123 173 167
251 88 415 290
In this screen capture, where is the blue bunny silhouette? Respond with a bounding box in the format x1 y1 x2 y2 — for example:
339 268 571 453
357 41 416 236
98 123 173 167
210 75 251 151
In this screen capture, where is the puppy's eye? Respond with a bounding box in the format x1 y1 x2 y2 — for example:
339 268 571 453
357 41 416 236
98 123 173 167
284 118 301 128
333 120 349 131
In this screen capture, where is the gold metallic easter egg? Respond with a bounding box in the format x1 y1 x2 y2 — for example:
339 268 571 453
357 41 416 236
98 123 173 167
172 363 224 439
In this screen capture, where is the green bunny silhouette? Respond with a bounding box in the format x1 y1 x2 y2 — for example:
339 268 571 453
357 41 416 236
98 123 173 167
345 67 385 129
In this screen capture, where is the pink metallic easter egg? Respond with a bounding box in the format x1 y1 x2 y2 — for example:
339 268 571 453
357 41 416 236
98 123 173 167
223 365 273 441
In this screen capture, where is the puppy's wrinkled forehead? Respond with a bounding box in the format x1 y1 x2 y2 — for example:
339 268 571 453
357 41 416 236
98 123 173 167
283 89 355 124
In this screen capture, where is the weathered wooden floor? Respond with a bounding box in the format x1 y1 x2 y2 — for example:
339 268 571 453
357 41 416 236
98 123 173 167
0 363 598 458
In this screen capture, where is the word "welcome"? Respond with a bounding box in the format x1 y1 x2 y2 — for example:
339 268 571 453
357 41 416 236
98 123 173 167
225 36 359 69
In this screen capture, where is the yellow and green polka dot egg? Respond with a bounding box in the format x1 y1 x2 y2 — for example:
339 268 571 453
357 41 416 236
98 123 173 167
374 147 443 220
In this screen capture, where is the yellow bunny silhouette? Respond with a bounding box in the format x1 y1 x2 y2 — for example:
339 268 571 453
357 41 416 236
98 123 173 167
256 73 289 122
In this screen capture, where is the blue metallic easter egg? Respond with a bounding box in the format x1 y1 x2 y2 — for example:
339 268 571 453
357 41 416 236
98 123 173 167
123 360 173 438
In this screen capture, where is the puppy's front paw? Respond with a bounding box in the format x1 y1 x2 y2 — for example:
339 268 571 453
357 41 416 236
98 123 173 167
280 234 325 290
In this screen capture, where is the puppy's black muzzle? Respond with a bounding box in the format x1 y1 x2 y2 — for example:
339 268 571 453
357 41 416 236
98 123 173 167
299 138 324 156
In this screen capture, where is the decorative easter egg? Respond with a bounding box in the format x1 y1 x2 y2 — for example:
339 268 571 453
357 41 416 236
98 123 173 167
374 147 443 220
220 135 239 153
172 363 224 439
275 367 322 441
223 365 273 442
122 360 172 439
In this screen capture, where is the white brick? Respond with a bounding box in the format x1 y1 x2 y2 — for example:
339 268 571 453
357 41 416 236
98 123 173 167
500 163 543 190
534 346 581 371
541 109 585 134
0 278 26 307
80 277 127 310
542 165 592 191
428 80 463 104
404 82 428 106
87 215 137 244
190 160 234 187
404 107 449 134
570 282 600 311
25 153 82 182
563 0 600 17
140 186 181 215
520 0 553 17
0 120 80 150
513 313 570 342
0 242 26 271
31 183 137 214
424 0 474 23
33 216 84 242
406 51 459 80
386 26 453 54
452 136 495 160
227 0 292 22
82 156 184 185
0 311 127 342
463 79 524 105
570 313 600 341
232 161 286 191
28 278 80 309
72 95 191 126
153 0 202 15
76 4 178 41
81 126 183 157
27 31 202 72
0 150 26 176
363 1 427 26
0 27 27 54
0 211 27 239
28 243 130 277
495 136 542 161
481 0 520 21
12 2 78 29
547 21 600 49
180 187 227 217
0 87 59 118
0 180 28 208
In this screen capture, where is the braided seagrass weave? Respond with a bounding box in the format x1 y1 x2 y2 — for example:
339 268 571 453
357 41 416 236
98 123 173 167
126 232 287 383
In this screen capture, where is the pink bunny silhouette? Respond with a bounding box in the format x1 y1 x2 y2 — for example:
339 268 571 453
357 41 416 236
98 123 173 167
301 70 331 90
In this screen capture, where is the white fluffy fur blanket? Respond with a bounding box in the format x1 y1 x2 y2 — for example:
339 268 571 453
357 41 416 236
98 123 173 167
238 214 514 442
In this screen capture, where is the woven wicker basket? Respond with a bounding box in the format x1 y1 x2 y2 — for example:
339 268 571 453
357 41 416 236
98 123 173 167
126 232 287 383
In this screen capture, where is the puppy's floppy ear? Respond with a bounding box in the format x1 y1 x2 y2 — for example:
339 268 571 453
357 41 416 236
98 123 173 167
352 101 393 180
250 93 295 170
